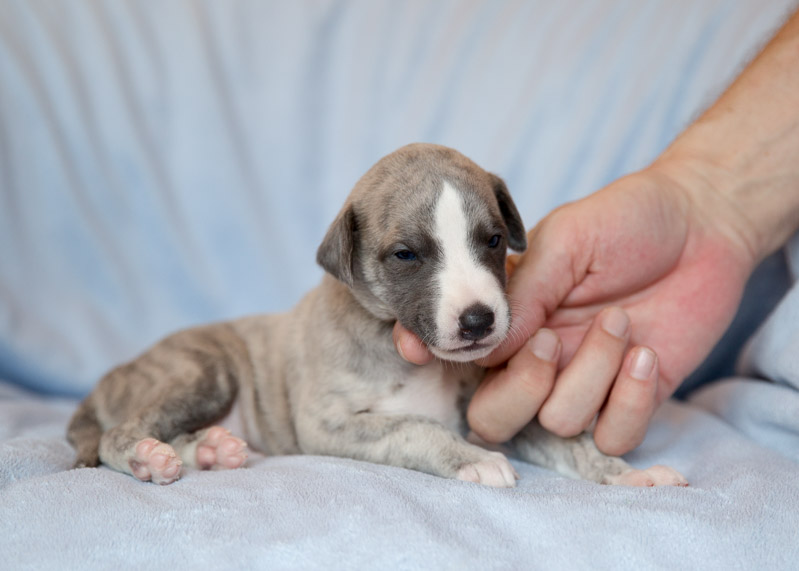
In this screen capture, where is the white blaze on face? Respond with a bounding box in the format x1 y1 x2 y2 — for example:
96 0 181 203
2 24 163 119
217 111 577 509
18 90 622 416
432 181 509 361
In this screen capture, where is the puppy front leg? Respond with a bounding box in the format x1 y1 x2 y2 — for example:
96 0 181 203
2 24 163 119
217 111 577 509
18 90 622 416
512 421 688 486
298 412 518 487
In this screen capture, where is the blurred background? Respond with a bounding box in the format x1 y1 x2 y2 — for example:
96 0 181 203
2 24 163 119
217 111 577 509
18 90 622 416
0 0 794 395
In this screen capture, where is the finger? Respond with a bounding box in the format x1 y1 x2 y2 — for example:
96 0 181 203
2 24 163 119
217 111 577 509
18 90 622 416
593 346 659 456
480 227 575 368
505 253 521 279
392 321 434 365
467 328 561 443
537 306 630 437
477 297 547 368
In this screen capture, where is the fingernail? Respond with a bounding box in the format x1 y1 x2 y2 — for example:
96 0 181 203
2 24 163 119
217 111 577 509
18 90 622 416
630 347 656 380
528 328 559 362
601 307 629 338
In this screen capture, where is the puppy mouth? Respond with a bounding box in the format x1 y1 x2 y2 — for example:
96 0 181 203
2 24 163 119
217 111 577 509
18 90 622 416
430 340 500 363
460 341 491 352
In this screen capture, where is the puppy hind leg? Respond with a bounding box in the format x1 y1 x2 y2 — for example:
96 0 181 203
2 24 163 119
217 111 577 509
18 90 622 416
97 385 238 484
157 368 246 471
170 426 248 471
98 421 183 485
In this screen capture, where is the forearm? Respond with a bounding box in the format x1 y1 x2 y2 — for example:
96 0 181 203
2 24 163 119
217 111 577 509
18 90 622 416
655 7 799 263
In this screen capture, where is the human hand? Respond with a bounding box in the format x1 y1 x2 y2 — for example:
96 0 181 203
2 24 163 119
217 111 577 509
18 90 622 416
394 163 757 455
398 6 799 455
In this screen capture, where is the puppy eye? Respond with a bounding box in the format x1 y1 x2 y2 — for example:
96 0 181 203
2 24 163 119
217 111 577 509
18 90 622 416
394 250 417 261
488 235 502 248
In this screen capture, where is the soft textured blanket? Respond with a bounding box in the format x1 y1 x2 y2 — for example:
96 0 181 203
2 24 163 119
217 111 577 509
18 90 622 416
2 373 798 570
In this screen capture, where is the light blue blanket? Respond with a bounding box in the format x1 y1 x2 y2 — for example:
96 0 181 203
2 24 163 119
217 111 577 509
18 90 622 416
2 362 798 569
1 1 797 569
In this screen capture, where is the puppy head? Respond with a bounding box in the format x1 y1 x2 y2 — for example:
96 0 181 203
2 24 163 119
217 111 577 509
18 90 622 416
317 143 526 362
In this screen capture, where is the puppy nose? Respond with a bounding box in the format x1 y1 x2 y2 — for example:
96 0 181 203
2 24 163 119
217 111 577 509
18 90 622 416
458 304 495 341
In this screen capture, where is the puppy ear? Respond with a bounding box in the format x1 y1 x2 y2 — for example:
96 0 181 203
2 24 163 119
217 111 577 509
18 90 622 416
490 174 527 252
316 204 358 286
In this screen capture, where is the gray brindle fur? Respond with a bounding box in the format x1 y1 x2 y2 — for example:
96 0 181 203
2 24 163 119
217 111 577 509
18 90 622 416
68 143 687 487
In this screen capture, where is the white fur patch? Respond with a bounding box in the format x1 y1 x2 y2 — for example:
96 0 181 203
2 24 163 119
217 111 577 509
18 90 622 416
432 182 509 361
372 361 462 433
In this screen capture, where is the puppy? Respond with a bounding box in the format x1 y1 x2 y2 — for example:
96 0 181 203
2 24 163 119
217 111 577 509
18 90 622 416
68 143 687 487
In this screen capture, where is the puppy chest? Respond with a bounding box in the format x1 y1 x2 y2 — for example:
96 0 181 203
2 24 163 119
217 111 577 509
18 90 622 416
370 363 470 434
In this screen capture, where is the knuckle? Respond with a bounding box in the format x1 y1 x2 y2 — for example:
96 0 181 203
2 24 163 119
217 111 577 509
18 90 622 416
594 408 650 456
597 431 643 457
623 396 654 419
537 404 588 438
515 367 555 402
509 352 556 399
614 383 656 418
466 407 506 444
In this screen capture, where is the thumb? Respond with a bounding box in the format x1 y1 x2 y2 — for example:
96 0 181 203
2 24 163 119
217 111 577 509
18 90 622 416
393 321 435 365
478 225 575 368
478 294 547 368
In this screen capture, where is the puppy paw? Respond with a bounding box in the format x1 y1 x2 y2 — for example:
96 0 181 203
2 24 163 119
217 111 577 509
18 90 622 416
456 452 519 488
604 465 688 487
129 438 182 485
196 426 248 470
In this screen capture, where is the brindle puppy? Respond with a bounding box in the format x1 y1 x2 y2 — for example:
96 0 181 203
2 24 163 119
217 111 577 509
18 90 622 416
68 143 687 488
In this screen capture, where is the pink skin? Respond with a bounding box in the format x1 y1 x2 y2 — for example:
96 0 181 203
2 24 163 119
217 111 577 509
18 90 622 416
129 427 248 485
607 465 690 488
475 171 753 452
130 439 183 485
195 426 248 470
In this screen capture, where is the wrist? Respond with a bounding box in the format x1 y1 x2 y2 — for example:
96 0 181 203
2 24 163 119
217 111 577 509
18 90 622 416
646 154 762 274
652 131 799 266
